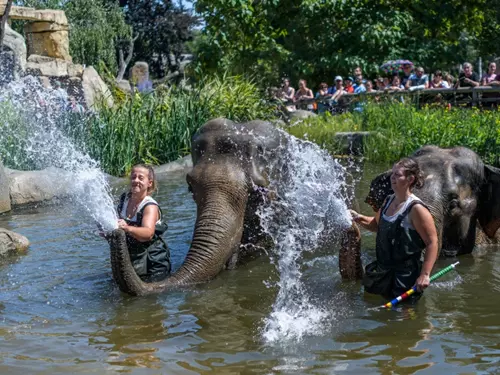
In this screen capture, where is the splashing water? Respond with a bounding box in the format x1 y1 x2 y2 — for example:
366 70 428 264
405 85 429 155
0 76 118 230
259 132 353 344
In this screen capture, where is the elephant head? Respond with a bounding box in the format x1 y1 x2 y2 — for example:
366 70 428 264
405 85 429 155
362 146 500 258
108 118 287 295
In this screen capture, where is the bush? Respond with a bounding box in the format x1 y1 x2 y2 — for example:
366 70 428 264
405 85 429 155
288 103 500 165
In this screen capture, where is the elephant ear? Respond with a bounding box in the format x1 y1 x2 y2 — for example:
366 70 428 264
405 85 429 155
365 170 393 212
478 165 500 238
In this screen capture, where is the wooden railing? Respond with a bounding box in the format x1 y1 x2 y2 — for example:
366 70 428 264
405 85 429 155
279 86 500 113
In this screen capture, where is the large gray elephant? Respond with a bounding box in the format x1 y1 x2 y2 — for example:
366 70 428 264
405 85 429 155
339 145 500 280
108 118 287 295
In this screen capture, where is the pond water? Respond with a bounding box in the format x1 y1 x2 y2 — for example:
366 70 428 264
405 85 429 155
0 165 499 374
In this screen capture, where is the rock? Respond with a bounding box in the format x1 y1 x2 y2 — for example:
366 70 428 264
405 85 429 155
288 109 317 125
38 75 51 88
24 21 71 61
116 79 132 94
82 66 114 109
3 5 69 26
0 160 11 214
67 63 84 77
0 24 27 81
6 167 73 206
154 156 193 175
26 54 69 76
0 228 29 257
334 131 376 156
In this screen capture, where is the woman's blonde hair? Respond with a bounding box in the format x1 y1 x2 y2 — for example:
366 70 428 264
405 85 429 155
131 164 157 193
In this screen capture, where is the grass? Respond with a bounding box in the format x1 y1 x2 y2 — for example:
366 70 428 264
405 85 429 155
288 103 500 166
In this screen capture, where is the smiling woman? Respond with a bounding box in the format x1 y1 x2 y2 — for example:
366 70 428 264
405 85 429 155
115 164 171 282
349 157 439 302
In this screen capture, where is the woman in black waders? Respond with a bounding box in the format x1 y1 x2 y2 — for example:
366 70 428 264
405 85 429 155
349 157 438 302
117 164 171 282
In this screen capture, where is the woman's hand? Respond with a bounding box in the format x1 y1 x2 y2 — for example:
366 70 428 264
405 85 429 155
415 273 431 292
118 219 130 232
349 209 361 223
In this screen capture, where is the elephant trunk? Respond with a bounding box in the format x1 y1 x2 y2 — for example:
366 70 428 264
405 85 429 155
339 222 363 280
109 188 248 296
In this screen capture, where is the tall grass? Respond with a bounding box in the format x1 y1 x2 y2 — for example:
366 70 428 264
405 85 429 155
77 75 274 176
288 103 500 165
0 75 274 176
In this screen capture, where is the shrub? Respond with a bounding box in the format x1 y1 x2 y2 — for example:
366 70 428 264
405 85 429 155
288 103 500 165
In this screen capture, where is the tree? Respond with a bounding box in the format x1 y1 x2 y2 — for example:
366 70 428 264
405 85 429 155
65 0 131 73
123 0 198 78
194 0 493 87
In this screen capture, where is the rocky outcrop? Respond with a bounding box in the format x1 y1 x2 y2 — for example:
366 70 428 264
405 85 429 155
0 228 29 257
24 21 70 61
0 24 27 85
82 66 114 109
1 2 70 61
6 167 72 206
154 156 193 175
288 109 317 125
25 55 113 109
0 161 11 213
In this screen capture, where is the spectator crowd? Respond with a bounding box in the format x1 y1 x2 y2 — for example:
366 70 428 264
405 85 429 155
274 61 500 113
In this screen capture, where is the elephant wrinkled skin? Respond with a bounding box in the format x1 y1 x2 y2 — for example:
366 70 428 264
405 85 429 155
340 146 500 280
108 118 287 296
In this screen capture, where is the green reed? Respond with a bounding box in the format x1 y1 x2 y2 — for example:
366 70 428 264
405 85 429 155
79 75 274 176
288 103 500 166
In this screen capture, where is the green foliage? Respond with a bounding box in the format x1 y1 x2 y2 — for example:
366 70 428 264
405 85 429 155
194 0 491 86
65 0 130 73
288 104 500 166
123 0 198 78
66 75 273 176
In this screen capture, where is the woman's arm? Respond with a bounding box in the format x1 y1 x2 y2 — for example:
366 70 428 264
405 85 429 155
305 89 314 99
410 204 439 291
349 209 380 233
118 205 158 242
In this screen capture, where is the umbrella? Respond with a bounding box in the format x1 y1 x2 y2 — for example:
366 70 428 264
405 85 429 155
380 60 414 75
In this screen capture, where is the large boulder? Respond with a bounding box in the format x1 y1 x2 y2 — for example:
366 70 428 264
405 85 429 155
6 167 72 206
0 161 11 213
82 66 114 109
26 54 70 77
154 156 193 175
288 109 317 125
24 21 71 61
0 228 29 257
0 24 27 84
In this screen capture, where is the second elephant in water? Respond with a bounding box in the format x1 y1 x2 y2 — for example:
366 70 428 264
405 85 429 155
339 145 500 281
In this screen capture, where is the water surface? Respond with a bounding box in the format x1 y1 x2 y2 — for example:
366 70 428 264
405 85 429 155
0 167 499 374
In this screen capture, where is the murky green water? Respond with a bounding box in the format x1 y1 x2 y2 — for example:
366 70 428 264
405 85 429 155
0 166 499 374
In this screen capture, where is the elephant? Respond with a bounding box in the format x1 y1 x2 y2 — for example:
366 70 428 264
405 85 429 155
339 145 500 280
108 118 288 296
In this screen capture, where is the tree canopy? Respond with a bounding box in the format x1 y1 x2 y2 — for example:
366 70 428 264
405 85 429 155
194 0 499 86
